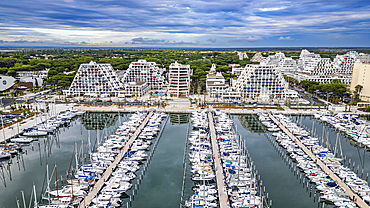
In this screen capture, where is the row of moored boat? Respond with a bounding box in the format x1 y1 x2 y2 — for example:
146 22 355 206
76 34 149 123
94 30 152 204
260 112 368 208
315 112 370 148
38 112 166 208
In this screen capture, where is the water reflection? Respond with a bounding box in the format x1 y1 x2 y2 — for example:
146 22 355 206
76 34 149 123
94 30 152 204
80 112 120 130
299 116 370 181
0 113 127 208
235 115 322 208
170 114 190 125
238 114 266 134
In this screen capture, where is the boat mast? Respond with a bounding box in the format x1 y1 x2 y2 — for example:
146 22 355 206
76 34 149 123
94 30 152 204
334 132 339 157
21 190 26 208
75 142 79 174
46 164 50 205
1 115 6 143
55 165 58 198
33 183 37 208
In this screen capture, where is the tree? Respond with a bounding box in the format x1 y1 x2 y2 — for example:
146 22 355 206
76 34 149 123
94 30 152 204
48 69 58 78
6 70 17 77
355 84 363 95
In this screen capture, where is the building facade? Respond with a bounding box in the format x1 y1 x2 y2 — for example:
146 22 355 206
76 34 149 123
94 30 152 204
278 58 297 74
350 62 370 102
234 64 293 100
123 82 148 97
65 61 123 97
237 52 248 60
122 60 166 91
17 68 50 79
251 52 266 62
0 75 16 92
168 62 191 97
206 72 228 98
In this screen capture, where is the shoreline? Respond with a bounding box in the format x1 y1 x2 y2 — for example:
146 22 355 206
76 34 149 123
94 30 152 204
75 105 370 116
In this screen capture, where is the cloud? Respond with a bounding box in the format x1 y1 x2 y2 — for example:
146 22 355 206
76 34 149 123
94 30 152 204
0 39 45 44
278 36 294 41
127 37 198 45
206 38 217 43
0 0 369 46
131 37 167 44
258 6 288 12
229 36 263 42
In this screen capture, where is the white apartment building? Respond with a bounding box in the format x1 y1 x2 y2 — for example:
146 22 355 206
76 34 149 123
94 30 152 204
358 53 370 63
234 64 296 100
122 82 148 97
168 62 191 97
122 60 166 91
312 58 336 75
300 49 321 59
297 49 321 73
65 61 123 97
206 72 228 98
209 63 217 74
232 67 245 76
17 68 50 79
237 52 249 60
333 51 358 74
286 72 351 85
264 52 286 66
251 52 266 62
278 58 297 74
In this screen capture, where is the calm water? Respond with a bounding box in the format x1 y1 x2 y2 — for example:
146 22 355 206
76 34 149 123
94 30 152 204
128 114 189 208
298 116 370 180
234 115 322 208
2 113 367 208
0 113 130 208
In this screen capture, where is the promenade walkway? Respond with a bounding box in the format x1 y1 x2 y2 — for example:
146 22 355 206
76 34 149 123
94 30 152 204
208 112 228 208
79 111 154 208
268 113 369 208
0 104 73 143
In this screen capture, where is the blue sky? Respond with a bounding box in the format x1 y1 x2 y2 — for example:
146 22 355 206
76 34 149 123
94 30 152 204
0 0 369 47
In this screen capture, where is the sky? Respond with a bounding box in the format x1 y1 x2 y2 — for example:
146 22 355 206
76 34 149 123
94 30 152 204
0 0 369 47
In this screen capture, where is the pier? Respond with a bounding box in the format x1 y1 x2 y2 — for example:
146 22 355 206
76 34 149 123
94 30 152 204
268 113 370 208
79 111 154 208
0 104 73 143
208 112 228 208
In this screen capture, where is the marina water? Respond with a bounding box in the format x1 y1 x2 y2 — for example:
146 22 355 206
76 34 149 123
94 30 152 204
1 113 369 207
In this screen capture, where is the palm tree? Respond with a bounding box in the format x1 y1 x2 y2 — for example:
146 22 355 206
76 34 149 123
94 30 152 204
12 99 16 110
269 94 275 107
355 84 363 94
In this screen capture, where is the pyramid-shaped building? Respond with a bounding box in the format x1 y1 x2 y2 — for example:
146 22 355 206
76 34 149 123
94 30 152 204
65 61 123 97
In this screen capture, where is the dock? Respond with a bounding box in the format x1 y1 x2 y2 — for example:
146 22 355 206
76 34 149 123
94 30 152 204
208 112 228 208
268 113 370 208
79 111 154 208
0 104 73 143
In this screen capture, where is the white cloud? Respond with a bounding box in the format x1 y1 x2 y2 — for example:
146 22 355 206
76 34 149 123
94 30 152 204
278 36 293 41
229 36 263 42
258 6 288 12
